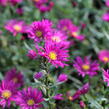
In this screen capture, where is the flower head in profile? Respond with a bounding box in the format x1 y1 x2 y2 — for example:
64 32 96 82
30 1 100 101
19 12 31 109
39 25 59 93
57 19 73 35
28 19 52 42
15 87 44 109
98 50 109 63
69 83 89 101
79 83 89 95
57 73 68 82
27 50 37 59
34 72 43 79
5 19 27 36
80 101 86 108
4 68 24 88
102 69 109 86
0 80 17 108
102 12 109 22
53 94 64 100
38 41 69 67
73 56 99 77
70 25 85 41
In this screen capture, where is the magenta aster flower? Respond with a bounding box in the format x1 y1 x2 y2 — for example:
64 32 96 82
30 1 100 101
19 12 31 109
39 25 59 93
5 19 27 36
16 8 24 15
34 72 43 79
53 94 64 100
0 80 17 108
79 83 89 95
15 87 44 109
80 101 86 108
57 73 68 82
102 69 109 86
46 30 69 48
34 0 54 13
4 68 24 88
70 25 85 41
70 83 89 101
98 50 109 63
38 41 69 67
0 0 8 6
28 19 52 42
27 50 37 59
102 12 109 22
106 0 109 7
73 56 99 77
57 19 73 35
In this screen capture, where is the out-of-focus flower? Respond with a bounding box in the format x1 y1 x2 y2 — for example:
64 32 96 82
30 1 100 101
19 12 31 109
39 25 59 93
57 73 68 82
106 0 109 7
34 72 43 79
102 69 109 86
0 0 8 6
79 83 89 94
27 50 37 59
5 19 28 36
4 68 24 88
46 30 69 48
73 56 99 77
38 41 69 68
81 23 86 30
28 19 52 42
15 87 44 109
102 12 109 22
72 1 78 7
70 25 85 41
53 94 64 100
0 80 17 108
57 19 73 35
34 0 54 13
71 90 81 101
98 50 109 63
9 0 23 5
80 101 86 108
16 8 24 15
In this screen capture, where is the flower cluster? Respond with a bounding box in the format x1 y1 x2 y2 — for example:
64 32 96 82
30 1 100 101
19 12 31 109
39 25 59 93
27 19 70 68
0 68 44 109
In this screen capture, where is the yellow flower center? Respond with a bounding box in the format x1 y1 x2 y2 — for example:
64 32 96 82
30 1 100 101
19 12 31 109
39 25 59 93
103 57 109 62
72 32 78 37
68 96 73 101
82 64 90 70
27 99 35 106
52 36 61 43
36 31 42 37
49 52 57 60
13 25 22 32
13 77 18 83
2 90 12 99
